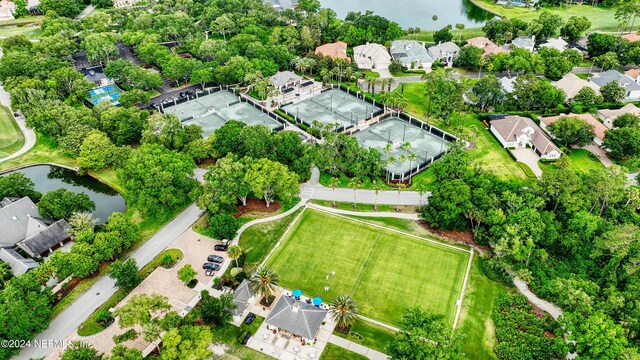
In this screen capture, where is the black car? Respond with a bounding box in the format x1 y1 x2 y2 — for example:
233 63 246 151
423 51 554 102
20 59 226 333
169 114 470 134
202 262 221 271
245 312 256 324
207 255 224 263
241 332 251 345
214 244 228 251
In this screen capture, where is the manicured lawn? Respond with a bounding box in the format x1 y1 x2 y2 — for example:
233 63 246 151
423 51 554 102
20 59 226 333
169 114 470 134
310 200 419 213
266 209 471 326
320 343 368 360
0 25 42 39
539 149 605 174
0 105 24 158
457 257 508 360
333 318 396 354
471 0 618 32
402 27 486 43
238 209 303 273
0 132 75 172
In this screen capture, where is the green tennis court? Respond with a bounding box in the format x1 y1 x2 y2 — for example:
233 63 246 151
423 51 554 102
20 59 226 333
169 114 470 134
266 209 470 326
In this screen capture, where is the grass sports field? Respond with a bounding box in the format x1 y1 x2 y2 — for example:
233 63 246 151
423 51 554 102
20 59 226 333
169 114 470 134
0 105 24 158
266 209 471 326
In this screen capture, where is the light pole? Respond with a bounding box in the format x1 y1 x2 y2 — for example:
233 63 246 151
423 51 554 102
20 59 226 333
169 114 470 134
402 123 407 142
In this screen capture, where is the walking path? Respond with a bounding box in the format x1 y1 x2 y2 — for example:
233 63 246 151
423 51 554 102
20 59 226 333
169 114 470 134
0 49 36 164
512 276 563 320
307 202 420 220
328 335 389 360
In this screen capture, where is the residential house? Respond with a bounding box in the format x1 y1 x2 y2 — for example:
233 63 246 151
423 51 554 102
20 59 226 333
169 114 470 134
625 69 640 83
465 36 506 57
552 73 601 101
590 70 640 100
504 36 535 52
263 0 298 10
540 37 568 51
268 71 302 93
390 40 434 70
499 76 517 94
540 113 608 146
0 0 15 20
228 280 255 322
315 41 350 62
490 115 561 159
0 197 71 276
428 41 460 65
353 43 392 70
265 296 328 342
598 103 640 129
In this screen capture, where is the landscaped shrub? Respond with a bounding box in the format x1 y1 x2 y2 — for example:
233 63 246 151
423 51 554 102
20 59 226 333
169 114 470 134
113 329 138 344
208 212 240 240
479 257 513 287
187 279 198 289
96 309 114 326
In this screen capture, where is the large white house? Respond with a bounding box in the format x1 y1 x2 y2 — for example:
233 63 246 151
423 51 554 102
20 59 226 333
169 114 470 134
591 70 640 100
390 40 434 70
353 42 392 70
490 115 561 160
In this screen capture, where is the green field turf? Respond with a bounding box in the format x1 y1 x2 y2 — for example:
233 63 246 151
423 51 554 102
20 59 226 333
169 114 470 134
0 105 24 158
266 209 471 326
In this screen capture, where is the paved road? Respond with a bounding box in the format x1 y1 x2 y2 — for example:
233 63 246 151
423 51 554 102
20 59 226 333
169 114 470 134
14 204 203 360
0 49 36 164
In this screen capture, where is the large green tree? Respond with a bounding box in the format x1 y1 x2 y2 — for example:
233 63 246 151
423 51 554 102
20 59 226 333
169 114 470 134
0 173 42 201
245 158 299 207
199 291 235 326
38 188 96 220
547 116 595 148
108 259 141 291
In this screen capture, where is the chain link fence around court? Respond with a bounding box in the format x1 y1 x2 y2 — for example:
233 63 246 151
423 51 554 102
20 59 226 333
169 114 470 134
162 88 285 138
281 88 383 132
353 114 458 182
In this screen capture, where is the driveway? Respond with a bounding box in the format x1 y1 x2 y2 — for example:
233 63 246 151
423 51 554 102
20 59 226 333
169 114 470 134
582 144 614 167
511 148 542 178
15 204 204 360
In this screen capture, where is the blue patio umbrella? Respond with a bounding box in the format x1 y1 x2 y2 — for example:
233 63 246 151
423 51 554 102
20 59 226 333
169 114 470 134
313 297 322 306
293 289 302 298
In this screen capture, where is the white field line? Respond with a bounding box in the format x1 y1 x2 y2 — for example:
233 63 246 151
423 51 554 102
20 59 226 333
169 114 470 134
452 248 474 330
258 205 308 269
309 206 470 254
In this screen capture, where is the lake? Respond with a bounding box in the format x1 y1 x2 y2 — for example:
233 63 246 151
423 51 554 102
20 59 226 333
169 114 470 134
4 165 126 224
319 0 494 29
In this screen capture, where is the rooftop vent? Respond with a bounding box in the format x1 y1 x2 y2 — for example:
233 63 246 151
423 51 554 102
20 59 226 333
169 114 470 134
11 216 17 221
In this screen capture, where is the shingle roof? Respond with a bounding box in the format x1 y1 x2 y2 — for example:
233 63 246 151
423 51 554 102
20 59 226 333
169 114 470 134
0 248 38 276
17 219 70 258
0 197 45 248
491 115 561 156
390 40 434 66
591 70 640 91
353 43 391 67
540 113 607 141
268 71 302 88
499 76 517 93
552 73 601 99
598 103 640 120
512 36 535 49
625 68 640 80
466 36 505 56
540 38 568 51
265 296 327 339
428 42 460 60
229 279 254 316
315 42 350 61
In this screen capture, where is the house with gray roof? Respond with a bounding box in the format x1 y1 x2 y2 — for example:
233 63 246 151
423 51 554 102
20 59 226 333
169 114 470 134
268 71 302 92
0 197 71 275
229 279 255 321
265 296 328 341
504 36 535 52
428 42 460 64
390 40 434 70
353 42 392 70
590 70 640 100
490 115 561 160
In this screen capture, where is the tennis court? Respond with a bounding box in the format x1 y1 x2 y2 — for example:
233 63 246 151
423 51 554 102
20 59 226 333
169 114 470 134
87 84 123 106
163 91 282 137
353 117 450 175
281 89 382 130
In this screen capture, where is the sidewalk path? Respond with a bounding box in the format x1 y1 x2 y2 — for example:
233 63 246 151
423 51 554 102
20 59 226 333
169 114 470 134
512 276 563 320
301 184 427 206
328 335 389 360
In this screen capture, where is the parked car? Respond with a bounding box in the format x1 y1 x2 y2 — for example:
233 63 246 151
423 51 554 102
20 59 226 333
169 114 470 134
245 312 256 324
241 332 251 345
202 263 220 271
214 239 230 251
207 255 224 263
205 269 215 276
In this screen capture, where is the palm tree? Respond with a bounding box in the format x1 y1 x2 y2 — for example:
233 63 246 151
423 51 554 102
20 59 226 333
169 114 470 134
401 141 411 157
328 177 340 207
396 183 406 212
432 15 438 38
365 74 378 94
249 266 280 304
408 153 418 184
142 320 163 353
348 177 361 209
304 58 317 76
372 179 383 211
386 156 396 183
228 245 243 267
414 181 429 206
455 23 465 42
398 82 406 94
68 212 97 238
329 294 359 329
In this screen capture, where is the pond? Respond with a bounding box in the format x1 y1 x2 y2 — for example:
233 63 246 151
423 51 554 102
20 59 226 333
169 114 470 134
4 165 126 224
319 0 495 29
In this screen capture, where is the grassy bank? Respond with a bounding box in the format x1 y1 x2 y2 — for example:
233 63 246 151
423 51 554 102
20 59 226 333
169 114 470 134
539 149 605 174
0 25 42 39
0 105 24 158
76 248 184 336
310 199 419 213
320 344 368 360
333 318 395 354
470 0 618 32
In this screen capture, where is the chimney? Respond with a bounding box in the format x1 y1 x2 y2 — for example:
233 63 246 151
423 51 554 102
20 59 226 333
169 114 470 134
292 304 299 313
